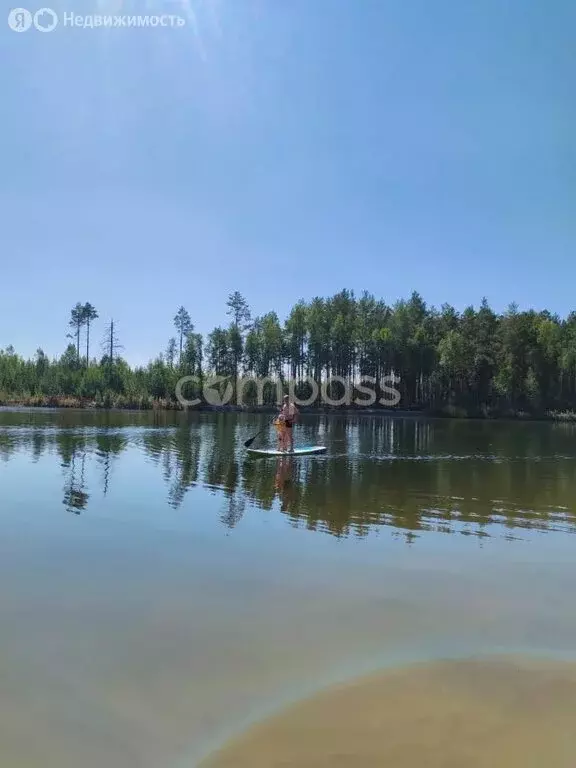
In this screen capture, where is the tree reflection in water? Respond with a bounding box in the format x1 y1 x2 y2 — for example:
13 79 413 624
0 411 575 542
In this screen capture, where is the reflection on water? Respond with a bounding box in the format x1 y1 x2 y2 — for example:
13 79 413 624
1 409 576 542
2 409 576 768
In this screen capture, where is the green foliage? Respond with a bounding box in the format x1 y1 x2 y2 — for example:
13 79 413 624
165 337 177 369
4 293 576 414
226 291 251 331
174 306 193 363
82 302 98 366
68 302 85 360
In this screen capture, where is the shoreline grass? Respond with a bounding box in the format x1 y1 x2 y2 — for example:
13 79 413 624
2 394 576 422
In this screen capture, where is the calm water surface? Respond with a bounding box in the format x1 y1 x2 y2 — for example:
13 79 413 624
1 409 576 767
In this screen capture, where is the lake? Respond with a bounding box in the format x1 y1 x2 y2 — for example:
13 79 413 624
1 409 576 767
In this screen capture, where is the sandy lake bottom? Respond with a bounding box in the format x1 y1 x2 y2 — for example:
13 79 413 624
201 656 576 768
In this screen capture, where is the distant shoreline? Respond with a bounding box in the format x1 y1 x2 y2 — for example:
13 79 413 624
1 397 575 423
0 399 424 417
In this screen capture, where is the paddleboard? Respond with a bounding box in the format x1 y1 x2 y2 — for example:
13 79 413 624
246 446 327 456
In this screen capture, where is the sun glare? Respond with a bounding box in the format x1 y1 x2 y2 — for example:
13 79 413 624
91 0 224 59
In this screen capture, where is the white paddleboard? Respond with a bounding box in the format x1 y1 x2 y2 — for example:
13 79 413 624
246 446 327 456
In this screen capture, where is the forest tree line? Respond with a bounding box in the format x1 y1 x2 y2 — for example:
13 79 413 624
2 290 576 416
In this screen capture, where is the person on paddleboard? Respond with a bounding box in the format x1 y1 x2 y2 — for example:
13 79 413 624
276 394 299 452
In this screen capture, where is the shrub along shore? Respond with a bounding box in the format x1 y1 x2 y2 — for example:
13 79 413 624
0 394 574 422
3 291 576 420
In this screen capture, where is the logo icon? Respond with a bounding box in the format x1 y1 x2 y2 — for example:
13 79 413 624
8 7 58 32
8 8 32 31
34 7 58 31
202 377 234 407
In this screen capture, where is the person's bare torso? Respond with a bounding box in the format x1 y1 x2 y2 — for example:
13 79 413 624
280 403 297 421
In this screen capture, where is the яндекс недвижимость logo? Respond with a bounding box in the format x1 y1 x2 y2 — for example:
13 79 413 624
8 7 58 32
7 7 187 31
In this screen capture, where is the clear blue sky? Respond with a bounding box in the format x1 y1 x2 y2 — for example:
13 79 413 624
2 0 574 365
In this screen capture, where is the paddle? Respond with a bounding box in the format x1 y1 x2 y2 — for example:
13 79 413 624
244 415 278 448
